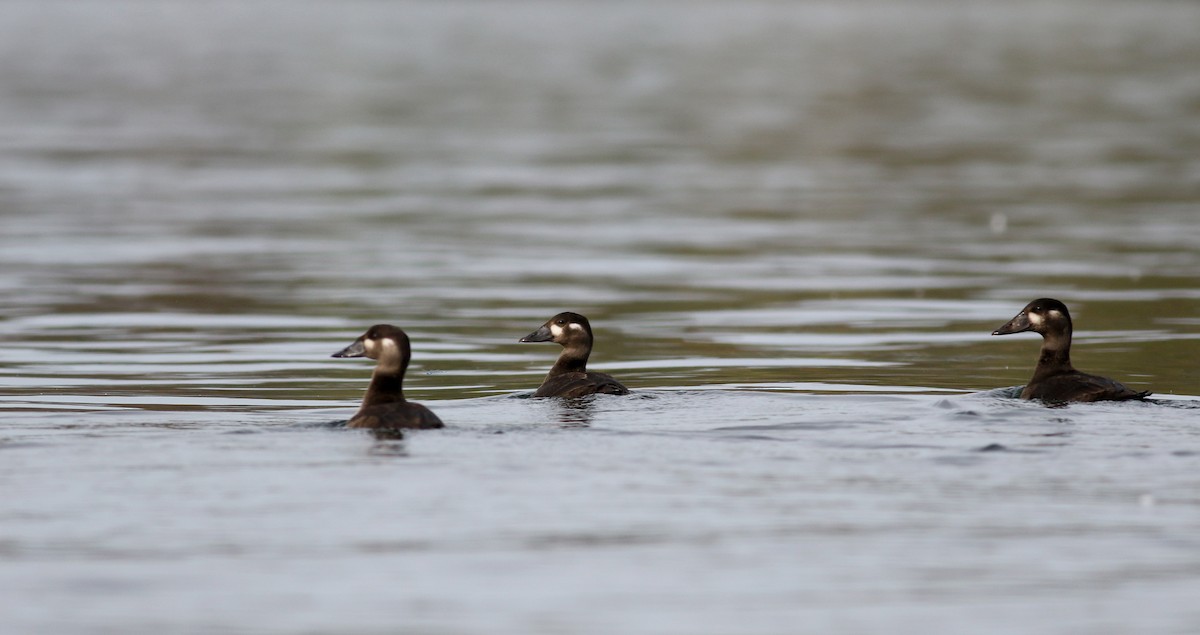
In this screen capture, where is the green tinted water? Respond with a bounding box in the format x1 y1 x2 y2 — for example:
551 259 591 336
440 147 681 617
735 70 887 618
1 2 1198 633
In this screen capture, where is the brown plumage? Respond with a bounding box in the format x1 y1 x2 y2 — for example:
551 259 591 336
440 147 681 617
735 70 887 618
519 312 630 398
992 298 1150 404
332 324 444 429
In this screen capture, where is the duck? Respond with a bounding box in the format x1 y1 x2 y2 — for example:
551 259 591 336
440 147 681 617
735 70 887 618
332 324 444 429
519 312 630 398
991 298 1150 404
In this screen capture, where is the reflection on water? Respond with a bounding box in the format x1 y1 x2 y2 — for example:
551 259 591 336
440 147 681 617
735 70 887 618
1 1 1199 633
367 431 408 456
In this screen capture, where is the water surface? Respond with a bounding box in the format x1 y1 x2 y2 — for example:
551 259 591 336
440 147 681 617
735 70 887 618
1 2 1199 633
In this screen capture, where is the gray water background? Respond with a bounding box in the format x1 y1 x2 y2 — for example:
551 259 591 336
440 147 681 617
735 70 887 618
1 1 1199 633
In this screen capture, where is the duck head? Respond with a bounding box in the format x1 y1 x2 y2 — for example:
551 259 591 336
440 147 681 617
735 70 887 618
992 298 1073 337
519 312 594 347
333 324 412 373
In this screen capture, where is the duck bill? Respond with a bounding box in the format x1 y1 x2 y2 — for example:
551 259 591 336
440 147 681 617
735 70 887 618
332 338 366 358
519 325 553 343
992 312 1032 336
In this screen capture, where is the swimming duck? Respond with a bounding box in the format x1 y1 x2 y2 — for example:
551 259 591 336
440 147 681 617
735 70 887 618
519 312 630 398
992 298 1150 404
332 324 444 429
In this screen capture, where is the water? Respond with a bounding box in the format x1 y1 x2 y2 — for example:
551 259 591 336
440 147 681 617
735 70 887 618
2 1 1199 633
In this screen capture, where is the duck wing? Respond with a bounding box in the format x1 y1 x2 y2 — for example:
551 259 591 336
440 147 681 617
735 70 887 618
534 372 630 398
1023 371 1150 404
349 402 445 429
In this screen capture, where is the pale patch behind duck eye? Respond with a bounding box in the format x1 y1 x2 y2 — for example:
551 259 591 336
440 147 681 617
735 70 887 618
568 322 585 332
375 337 403 372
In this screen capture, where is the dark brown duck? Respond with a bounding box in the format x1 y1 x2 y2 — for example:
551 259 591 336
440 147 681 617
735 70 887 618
519 312 630 398
332 324 444 429
992 298 1150 404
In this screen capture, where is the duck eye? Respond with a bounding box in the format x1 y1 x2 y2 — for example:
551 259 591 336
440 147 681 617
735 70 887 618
555 319 566 325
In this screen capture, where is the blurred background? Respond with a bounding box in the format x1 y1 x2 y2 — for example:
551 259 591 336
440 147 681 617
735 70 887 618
1 0 1197 401
1 1 1198 633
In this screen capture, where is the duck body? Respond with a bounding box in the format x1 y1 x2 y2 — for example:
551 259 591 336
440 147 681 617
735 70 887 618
530 370 629 399
519 312 630 398
332 324 444 429
992 298 1150 404
1018 369 1147 403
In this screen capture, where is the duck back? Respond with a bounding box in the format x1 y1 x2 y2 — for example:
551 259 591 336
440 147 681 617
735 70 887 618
348 402 444 429
1022 370 1150 404
534 371 629 398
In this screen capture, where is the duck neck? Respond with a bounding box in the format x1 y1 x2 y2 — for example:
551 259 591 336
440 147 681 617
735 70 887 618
364 357 407 406
550 343 590 376
1034 330 1074 378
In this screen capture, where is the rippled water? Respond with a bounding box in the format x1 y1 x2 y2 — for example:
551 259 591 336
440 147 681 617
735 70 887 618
2 2 1199 633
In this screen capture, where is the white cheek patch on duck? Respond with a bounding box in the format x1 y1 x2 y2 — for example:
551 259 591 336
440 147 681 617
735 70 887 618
363 338 377 354
376 338 403 371
568 323 585 333
550 324 564 338
1027 312 1044 326
1047 309 1064 320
